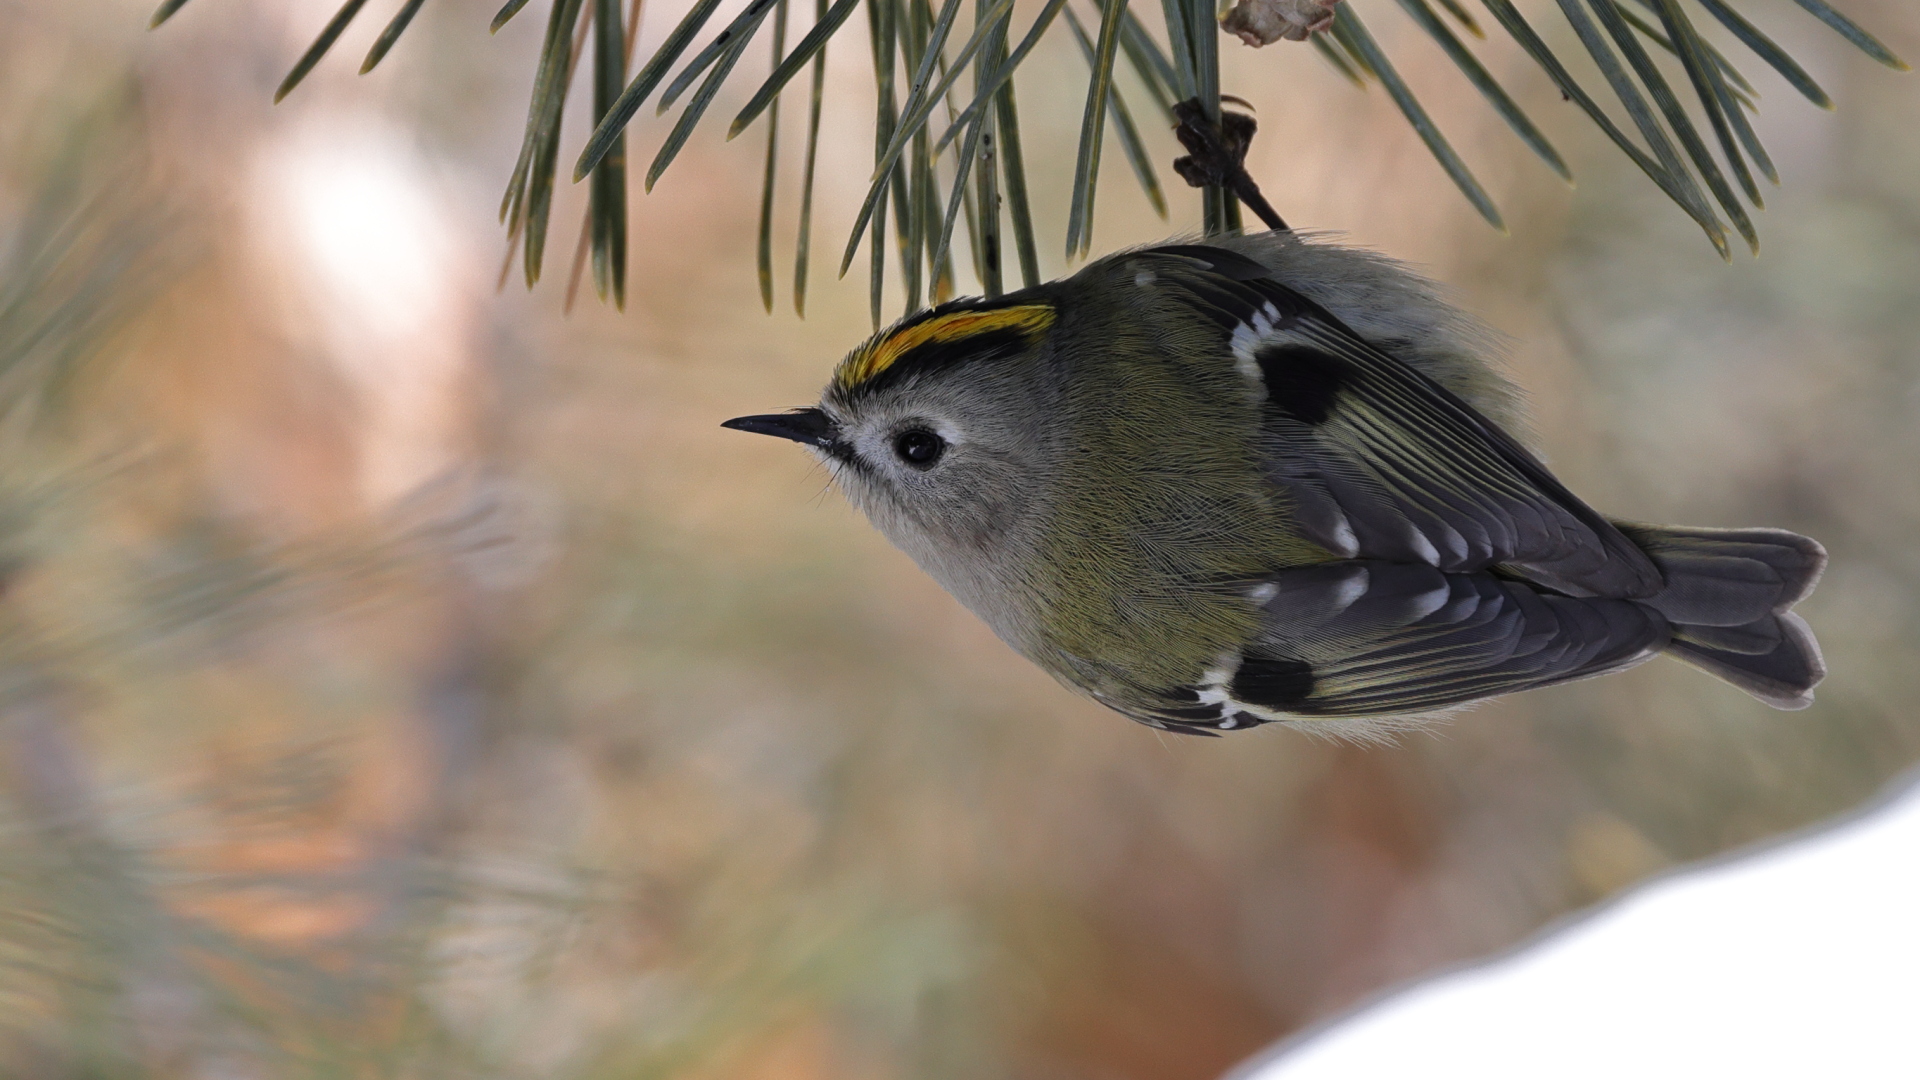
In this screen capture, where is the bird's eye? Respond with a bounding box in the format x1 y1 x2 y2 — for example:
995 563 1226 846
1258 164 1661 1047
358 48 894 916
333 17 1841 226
892 429 946 469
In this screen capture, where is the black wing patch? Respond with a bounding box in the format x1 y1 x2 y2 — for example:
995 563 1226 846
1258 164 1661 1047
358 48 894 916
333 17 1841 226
1228 655 1316 710
1255 343 1350 426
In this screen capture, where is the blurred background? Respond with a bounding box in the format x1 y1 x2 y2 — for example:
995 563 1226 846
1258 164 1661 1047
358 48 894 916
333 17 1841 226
0 0 1914 1076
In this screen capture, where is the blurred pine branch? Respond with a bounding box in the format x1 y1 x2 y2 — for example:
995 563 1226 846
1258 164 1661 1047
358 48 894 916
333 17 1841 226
151 0 1907 310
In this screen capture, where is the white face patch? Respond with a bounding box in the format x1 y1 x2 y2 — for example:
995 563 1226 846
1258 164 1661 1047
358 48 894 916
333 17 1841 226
845 414 968 473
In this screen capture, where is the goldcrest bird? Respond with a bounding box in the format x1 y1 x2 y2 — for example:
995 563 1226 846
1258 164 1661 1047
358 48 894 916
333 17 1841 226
724 232 1827 737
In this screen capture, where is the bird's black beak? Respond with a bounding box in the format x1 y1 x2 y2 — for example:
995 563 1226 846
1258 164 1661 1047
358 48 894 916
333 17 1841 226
721 408 837 448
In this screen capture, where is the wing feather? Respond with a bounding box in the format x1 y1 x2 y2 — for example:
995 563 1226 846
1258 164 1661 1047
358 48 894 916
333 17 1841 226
1124 562 1669 728
1111 245 1673 726
1141 245 1662 599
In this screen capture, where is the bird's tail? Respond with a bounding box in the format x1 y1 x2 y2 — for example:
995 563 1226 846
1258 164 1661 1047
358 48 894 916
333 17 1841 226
1616 523 1828 709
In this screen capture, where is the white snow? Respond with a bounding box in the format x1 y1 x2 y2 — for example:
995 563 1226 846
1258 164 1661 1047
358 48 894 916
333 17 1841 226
1231 769 1920 1079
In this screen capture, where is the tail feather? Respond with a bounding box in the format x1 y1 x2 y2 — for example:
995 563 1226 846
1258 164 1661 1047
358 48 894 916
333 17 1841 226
1668 612 1826 711
1616 523 1828 710
1669 614 1787 656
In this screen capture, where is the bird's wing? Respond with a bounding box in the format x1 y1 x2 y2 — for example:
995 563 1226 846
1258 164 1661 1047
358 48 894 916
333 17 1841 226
1142 244 1662 600
1124 562 1668 731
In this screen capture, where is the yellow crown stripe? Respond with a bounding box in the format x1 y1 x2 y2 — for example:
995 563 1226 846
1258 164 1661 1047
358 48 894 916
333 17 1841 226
835 303 1055 389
